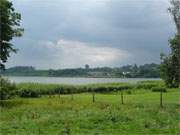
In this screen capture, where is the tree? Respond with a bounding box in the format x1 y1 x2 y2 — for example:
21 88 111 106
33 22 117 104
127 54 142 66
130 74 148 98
85 64 90 70
0 0 23 69
168 0 180 34
160 0 180 88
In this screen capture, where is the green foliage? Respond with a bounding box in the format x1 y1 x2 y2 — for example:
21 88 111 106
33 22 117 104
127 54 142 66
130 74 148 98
160 35 180 88
160 1 180 88
89 83 133 93
136 81 164 89
10 81 166 98
0 0 23 69
0 80 166 99
15 82 133 97
18 88 41 98
0 77 16 100
151 87 167 92
168 0 180 34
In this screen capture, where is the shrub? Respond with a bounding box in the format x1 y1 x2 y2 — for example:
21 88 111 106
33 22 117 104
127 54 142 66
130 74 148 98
151 87 167 92
93 86 108 93
135 81 164 90
90 84 133 93
116 85 133 90
126 90 132 94
18 88 40 98
0 77 16 100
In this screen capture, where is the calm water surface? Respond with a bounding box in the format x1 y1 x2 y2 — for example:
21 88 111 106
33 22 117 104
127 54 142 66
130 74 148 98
5 76 161 85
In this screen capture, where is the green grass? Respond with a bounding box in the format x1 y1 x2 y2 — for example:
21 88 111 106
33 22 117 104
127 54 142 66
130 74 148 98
0 88 180 135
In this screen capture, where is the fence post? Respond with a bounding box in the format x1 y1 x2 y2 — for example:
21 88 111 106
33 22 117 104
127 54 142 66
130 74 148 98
121 90 124 104
92 91 95 102
160 90 163 107
59 89 61 99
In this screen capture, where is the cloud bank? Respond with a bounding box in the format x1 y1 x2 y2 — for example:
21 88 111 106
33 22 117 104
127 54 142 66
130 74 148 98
43 39 130 68
7 0 175 69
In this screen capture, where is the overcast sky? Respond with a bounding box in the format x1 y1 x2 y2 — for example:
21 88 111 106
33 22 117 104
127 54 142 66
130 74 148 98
7 0 176 69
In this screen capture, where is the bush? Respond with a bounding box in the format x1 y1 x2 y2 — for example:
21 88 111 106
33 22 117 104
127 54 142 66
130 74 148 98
93 86 108 93
18 88 41 98
116 85 133 90
0 77 16 100
90 84 133 93
136 83 157 89
126 90 132 94
151 87 167 92
135 81 164 90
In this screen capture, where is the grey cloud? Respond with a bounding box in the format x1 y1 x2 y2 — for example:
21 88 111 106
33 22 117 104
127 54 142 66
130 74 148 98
8 0 175 68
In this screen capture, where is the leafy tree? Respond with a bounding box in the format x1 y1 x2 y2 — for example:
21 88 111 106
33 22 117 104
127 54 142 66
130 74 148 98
160 0 180 88
0 77 16 100
168 0 180 35
0 0 23 69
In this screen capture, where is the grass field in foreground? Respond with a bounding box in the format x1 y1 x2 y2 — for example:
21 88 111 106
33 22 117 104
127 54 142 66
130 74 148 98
0 88 180 135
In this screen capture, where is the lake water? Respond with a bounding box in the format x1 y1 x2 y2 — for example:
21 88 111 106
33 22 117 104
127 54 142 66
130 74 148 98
5 76 161 85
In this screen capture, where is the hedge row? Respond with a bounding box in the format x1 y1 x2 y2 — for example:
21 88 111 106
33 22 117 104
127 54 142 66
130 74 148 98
16 83 134 98
1 77 166 99
16 81 165 98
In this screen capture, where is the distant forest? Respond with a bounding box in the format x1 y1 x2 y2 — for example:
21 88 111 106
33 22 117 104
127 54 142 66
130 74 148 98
0 63 160 78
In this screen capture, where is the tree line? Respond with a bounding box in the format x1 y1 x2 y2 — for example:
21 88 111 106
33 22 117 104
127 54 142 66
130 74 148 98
0 63 160 78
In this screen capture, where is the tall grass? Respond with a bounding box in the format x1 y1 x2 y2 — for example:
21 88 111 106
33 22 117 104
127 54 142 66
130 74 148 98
136 80 165 89
16 82 134 97
15 81 166 98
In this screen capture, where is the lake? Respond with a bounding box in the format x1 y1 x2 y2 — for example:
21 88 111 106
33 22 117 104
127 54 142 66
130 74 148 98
5 76 161 85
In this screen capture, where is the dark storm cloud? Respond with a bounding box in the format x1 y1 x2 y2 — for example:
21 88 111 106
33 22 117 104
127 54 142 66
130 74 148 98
7 0 175 69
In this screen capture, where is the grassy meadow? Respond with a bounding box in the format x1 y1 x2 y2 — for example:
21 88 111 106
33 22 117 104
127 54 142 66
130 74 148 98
0 81 180 135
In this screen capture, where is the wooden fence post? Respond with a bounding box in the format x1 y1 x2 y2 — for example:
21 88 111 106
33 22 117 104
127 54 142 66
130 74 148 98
160 90 163 107
92 92 95 102
121 90 124 104
59 89 61 99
